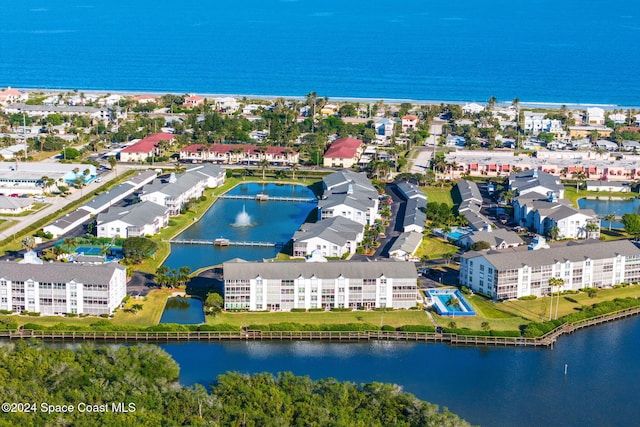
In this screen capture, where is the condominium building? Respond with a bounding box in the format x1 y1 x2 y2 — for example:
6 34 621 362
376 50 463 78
0 258 127 315
223 259 418 311
460 240 640 300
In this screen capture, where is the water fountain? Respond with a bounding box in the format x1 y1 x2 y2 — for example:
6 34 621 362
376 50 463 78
233 204 252 227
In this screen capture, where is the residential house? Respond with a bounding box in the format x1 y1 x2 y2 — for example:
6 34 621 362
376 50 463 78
459 239 640 300
213 97 239 113
223 259 418 310
320 104 338 116
388 231 423 260
374 118 395 139
509 169 564 199
119 132 174 162
96 201 169 238
402 198 426 233
457 229 524 250
323 138 364 168
131 94 160 104
595 140 619 151
180 143 298 165
0 87 27 105
3 103 113 123
568 126 613 139
183 95 204 108
0 257 127 315
318 170 379 226
396 181 427 202
586 107 605 125
622 140 640 152
401 115 419 132
0 196 33 214
292 216 364 258
462 103 484 114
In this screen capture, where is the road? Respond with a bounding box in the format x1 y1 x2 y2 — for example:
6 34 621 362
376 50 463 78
408 147 433 175
0 164 141 242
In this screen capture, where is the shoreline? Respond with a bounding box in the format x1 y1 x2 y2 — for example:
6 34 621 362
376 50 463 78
13 85 638 110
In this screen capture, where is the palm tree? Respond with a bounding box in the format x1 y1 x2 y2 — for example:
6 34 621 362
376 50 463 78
177 266 191 286
21 236 36 252
290 163 299 180
481 321 491 332
547 225 560 241
258 158 270 181
584 221 600 239
548 277 564 320
571 170 587 191
604 213 616 231
487 96 497 111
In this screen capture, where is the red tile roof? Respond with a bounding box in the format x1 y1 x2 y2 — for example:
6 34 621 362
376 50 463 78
402 115 418 120
323 138 363 159
121 133 174 153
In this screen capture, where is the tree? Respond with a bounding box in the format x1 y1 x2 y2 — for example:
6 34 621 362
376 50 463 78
604 213 616 231
571 170 587 190
155 265 170 288
108 155 118 176
21 236 36 251
548 277 564 320
205 292 224 315
622 213 640 240
447 321 457 329
122 237 158 264
258 158 270 181
547 225 560 241
130 303 143 314
177 266 191 287
470 241 491 251
61 147 80 160
481 321 491 332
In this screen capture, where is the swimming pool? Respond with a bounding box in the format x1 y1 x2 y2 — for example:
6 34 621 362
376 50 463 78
426 289 476 317
447 231 466 241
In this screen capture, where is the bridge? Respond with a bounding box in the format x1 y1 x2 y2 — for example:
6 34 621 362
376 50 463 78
167 238 283 248
218 194 317 203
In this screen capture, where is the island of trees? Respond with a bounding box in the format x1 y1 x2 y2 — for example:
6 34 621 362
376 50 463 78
0 341 470 427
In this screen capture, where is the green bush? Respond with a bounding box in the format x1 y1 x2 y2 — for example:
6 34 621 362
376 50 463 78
22 323 47 330
290 308 307 313
490 330 521 337
519 295 537 301
330 308 352 312
381 325 396 331
197 324 240 332
65 313 78 318
0 309 13 315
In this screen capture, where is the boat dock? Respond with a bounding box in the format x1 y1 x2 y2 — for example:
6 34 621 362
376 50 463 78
168 239 282 247
218 194 316 203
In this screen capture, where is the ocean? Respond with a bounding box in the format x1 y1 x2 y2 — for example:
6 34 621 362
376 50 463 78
1 0 639 106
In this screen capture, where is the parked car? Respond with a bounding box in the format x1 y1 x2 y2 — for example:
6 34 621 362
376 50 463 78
10 193 19 197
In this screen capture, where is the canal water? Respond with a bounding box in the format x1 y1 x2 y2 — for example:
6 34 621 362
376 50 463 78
159 297 205 324
578 198 640 229
164 183 317 270
159 316 640 427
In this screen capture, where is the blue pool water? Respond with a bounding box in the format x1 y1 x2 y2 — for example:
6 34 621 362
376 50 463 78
447 231 465 241
427 289 476 316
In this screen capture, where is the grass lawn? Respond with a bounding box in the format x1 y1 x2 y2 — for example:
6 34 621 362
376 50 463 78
112 289 172 326
206 310 431 328
500 285 640 322
414 235 458 260
431 313 527 332
420 186 454 206
563 186 637 208
600 229 632 241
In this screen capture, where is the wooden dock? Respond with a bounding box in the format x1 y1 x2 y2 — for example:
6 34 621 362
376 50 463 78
168 239 281 247
218 194 316 203
2 306 638 347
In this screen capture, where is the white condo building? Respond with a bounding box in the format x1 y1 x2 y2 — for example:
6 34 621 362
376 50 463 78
460 240 640 300
223 259 418 311
0 259 127 315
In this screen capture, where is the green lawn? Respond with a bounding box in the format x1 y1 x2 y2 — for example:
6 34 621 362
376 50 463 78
206 309 431 328
112 289 172 326
420 186 454 206
414 235 458 260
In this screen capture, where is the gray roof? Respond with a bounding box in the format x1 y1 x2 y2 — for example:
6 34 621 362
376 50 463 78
223 259 417 280
403 198 426 229
323 170 375 192
455 180 482 203
97 201 168 227
294 216 364 246
82 182 135 212
462 229 524 247
586 180 626 188
0 196 33 209
509 170 563 194
47 209 91 229
127 170 158 186
463 239 640 270
142 172 202 199
318 192 374 212
396 181 427 201
0 261 125 285
545 205 589 222
186 163 225 178
462 210 492 231
389 231 423 254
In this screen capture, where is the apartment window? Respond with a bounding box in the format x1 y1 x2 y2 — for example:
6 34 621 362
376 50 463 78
480 265 485 272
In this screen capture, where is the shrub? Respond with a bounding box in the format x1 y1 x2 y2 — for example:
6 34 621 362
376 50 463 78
399 325 436 332
330 308 353 312
490 330 521 337
22 323 47 330
0 309 13 315
290 308 307 313
65 313 78 318
381 325 396 331
519 295 537 301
